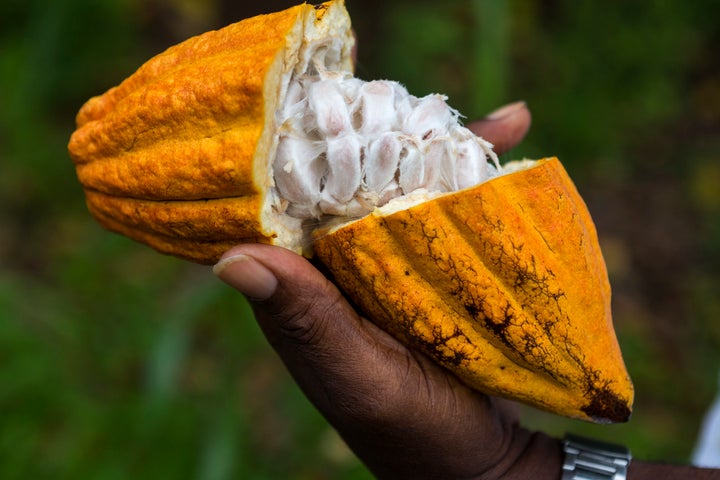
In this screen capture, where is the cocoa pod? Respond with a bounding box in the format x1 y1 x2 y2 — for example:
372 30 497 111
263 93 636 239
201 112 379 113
68 0 633 422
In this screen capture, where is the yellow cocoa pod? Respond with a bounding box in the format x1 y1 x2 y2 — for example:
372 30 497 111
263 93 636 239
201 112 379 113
69 1 354 262
314 157 631 422
68 0 633 422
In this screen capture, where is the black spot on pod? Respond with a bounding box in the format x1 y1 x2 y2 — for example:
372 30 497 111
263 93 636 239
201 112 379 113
582 386 632 423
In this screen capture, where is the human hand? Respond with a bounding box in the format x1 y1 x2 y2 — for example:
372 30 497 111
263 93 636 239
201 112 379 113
213 102 564 480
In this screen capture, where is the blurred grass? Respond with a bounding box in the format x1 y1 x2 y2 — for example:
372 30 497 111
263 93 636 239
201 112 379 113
2 0 720 477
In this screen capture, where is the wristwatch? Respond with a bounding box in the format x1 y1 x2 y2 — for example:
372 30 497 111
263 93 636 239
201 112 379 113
562 433 632 480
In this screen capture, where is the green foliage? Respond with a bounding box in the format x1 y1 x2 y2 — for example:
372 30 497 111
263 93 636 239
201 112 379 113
2 0 720 476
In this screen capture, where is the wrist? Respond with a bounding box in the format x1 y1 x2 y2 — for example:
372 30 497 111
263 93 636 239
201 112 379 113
628 460 720 479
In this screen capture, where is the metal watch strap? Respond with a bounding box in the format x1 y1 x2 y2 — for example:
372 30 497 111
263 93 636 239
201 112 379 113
562 433 632 480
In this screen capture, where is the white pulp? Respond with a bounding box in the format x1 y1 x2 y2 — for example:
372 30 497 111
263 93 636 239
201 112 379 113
273 66 499 219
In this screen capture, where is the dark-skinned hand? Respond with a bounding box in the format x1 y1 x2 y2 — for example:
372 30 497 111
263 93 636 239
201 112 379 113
213 102 720 480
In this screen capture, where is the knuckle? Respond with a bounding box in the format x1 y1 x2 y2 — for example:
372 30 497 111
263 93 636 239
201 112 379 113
269 280 345 346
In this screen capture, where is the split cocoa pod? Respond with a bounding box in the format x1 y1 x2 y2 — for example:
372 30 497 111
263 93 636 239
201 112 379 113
68 0 634 422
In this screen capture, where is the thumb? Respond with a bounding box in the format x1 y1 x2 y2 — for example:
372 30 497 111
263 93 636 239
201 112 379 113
212 243 360 352
211 244 409 419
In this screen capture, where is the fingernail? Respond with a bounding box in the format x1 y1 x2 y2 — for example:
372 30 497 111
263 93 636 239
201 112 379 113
213 254 278 300
486 100 527 120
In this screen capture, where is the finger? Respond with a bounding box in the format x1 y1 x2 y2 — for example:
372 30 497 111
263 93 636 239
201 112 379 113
466 101 531 155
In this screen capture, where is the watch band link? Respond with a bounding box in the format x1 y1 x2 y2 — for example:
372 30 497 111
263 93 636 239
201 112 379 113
562 433 632 480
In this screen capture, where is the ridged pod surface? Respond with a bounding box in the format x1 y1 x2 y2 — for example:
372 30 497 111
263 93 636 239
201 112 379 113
68 0 634 422
314 158 632 422
68 1 354 262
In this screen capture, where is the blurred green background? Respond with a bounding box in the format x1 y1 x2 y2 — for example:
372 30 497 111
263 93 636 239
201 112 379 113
2 0 720 477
